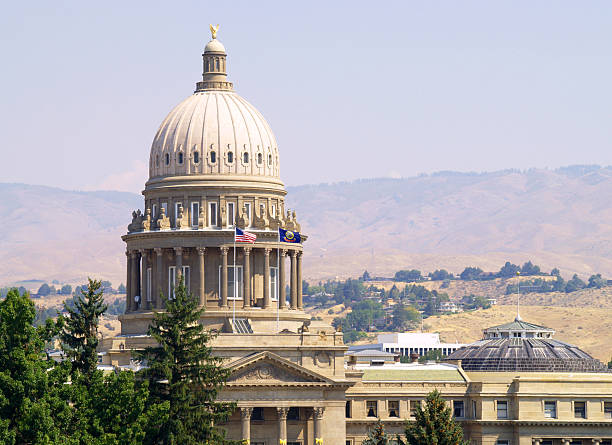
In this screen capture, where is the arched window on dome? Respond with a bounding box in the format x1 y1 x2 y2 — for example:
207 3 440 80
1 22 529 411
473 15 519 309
215 58 219 71
257 153 263 165
210 151 217 163
227 151 234 163
243 152 249 163
193 151 199 164
156 155 159 167
178 152 184 164
268 154 272 165
165 153 170 165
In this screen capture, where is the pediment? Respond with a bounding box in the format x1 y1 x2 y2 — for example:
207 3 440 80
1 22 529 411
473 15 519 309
226 351 333 386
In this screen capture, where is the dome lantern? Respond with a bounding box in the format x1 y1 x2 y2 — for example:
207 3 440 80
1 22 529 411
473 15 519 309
196 24 233 92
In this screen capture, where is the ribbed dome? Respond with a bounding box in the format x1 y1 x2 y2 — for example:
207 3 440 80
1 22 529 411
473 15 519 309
149 90 279 180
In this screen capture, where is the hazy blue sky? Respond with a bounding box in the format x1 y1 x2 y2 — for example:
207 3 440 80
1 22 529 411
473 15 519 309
1 1 611 191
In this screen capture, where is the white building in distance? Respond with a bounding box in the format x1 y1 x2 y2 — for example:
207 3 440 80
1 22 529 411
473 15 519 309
350 332 466 358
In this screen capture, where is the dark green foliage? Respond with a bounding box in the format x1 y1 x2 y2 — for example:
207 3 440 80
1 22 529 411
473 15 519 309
60 278 107 379
459 267 483 280
404 390 468 445
60 284 73 295
418 349 444 363
37 283 52 296
520 261 541 275
391 304 421 330
588 273 607 289
362 270 372 281
136 277 237 445
551 268 561 276
34 306 59 327
362 419 390 444
106 297 126 316
461 294 491 310
430 269 453 281
394 269 422 282
565 274 587 293
118 283 127 293
498 262 520 278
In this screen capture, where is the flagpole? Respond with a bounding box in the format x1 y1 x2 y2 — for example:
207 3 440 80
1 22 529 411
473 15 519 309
233 225 236 330
277 226 280 332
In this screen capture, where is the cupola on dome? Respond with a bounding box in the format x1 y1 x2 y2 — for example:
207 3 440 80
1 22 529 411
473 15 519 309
148 27 280 183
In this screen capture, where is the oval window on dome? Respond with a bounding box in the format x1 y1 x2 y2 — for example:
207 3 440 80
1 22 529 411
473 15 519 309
257 153 262 165
227 151 234 163
210 151 216 163
165 153 170 165
178 152 184 164
193 151 199 164
243 152 249 163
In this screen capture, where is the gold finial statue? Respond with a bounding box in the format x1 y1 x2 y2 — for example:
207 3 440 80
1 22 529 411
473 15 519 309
209 24 219 39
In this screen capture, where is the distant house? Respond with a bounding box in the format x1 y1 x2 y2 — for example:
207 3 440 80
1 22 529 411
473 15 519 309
439 301 462 313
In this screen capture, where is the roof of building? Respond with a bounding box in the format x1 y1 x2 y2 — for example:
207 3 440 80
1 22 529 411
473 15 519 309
359 363 466 382
484 318 554 333
347 349 395 357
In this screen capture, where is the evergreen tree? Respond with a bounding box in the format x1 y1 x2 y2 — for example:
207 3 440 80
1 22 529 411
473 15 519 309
362 419 390 445
404 390 468 445
60 278 107 378
136 277 237 445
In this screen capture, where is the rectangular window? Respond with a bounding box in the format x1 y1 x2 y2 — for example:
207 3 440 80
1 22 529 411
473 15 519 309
260 203 266 218
574 401 586 418
191 202 199 228
366 401 377 417
168 266 176 299
152 204 158 218
227 202 235 227
271 204 276 218
270 266 278 301
209 202 218 227
182 266 190 292
161 202 168 216
410 400 420 418
175 202 182 221
453 400 464 418
544 401 557 418
251 407 264 421
472 400 477 419
495 441 509 445
541 442 553 445
146 267 152 302
345 401 351 418
497 401 508 419
219 265 243 300
287 407 300 421
605 401 612 418
388 401 399 418
244 202 252 226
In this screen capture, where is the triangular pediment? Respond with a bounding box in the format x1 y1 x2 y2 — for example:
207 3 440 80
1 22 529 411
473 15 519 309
226 351 334 386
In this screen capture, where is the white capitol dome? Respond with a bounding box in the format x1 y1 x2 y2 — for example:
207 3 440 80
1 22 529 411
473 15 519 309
148 36 280 181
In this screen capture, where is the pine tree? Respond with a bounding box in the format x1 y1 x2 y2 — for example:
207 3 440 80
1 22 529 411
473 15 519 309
362 419 389 445
136 277 237 445
403 390 468 445
60 278 107 378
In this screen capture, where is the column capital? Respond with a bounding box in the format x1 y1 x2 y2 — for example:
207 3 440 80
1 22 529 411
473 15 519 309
297 250 303 258
290 250 297 257
220 246 229 254
280 248 287 257
240 407 253 420
314 406 325 419
174 247 183 255
139 248 148 256
276 407 289 420
154 247 163 256
264 248 271 256
592 440 602 445
125 249 130 257
243 246 252 255
197 247 206 256
532 440 542 445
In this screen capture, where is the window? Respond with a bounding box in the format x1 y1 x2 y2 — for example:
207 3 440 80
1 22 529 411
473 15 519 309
453 400 464 418
544 401 557 418
210 151 216 163
496 401 508 419
541 442 553 445
209 202 218 227
287 407 299 421
227 202 235 227
191 202 199 228
219 265 243 300
345 401 351 418
155 155 159 167
604 401 612 418
257 153 262 164
146 268 152 302
182 266 190 291
168 266 175 298
271 204 276 218
260 203 266 218
175 202 182 221
366 401 377 417
244 203 252 227
268 154 272 165
152 204 158 218
161 202 168 216
165 153 170 165
178 152 183 164
270 266 278 301
193 151 199 163
574 401 586 418
495 441 509 445
243 152 249 163
227 151 234 163
251 407 264 421
410 400 420 418
388 401 399 418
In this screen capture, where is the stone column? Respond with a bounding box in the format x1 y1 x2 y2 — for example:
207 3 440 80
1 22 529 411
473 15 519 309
140 250 148 309
314 407 325 444
561 440 572 445
154 248 163 307
297 251 303 310
130 251 140 310
290 250 297 310
125 250 132 312
197 248 206 307
263 248 271 309
243 247 251 308
280 249 288 308
175 247 183 281
532 440 542 445
277 407 288 443
592 440 602 445
221 247 229 307
240 407 252 443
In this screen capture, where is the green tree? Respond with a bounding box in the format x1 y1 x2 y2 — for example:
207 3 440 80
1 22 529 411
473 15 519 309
459 267 482 281
0 288 74 445
587 273 607 289
118 283 127 293
394 270 422 282
430 269 453 281
362 419 390 444
392 304 421 330
362 270 372 281
498 262 520 278
403 390 468 445
551 268 560 276
37 283 51 296
60 284 73 295
59 278 107 379
136 277 237 445
565 274 587 293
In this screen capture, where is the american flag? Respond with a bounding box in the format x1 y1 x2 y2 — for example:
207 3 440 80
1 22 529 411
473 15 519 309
235 227 257 243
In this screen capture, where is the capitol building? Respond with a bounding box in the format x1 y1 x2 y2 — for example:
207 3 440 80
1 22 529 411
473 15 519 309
100 29 612 445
